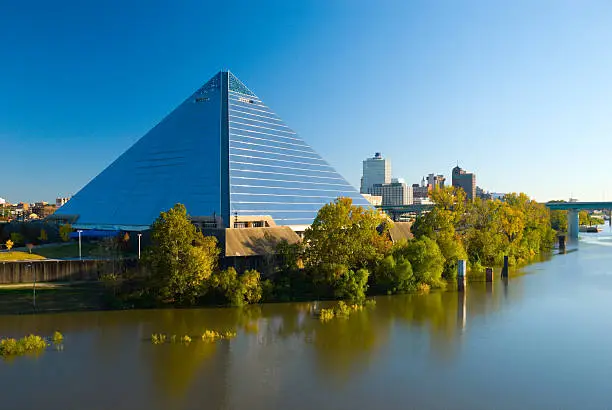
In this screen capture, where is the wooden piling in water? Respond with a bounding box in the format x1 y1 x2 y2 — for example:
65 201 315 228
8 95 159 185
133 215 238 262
501 256 509 278
558 235 566 250
485 267 494 282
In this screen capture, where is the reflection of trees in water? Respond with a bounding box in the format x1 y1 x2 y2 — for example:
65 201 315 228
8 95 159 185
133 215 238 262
380 278 525 361
310 308 390 383
0 278 527 403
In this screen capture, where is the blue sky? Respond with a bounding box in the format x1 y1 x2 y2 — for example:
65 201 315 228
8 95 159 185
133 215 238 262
2 0 612 203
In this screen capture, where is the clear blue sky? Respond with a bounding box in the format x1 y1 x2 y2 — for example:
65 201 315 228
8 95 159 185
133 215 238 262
2 0 612 203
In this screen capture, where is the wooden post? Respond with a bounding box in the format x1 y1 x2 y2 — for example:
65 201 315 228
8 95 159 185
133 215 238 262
501 256 509 278
558 235 566 250
485 267 494 282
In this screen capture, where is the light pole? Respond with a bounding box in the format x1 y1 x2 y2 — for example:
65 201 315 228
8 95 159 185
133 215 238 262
28 263 35 309
77 230 83 260
137 233 142 260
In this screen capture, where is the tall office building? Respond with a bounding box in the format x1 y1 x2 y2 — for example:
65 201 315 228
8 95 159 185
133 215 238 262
452 165 476 200
360 152 391 194
53 70 370 231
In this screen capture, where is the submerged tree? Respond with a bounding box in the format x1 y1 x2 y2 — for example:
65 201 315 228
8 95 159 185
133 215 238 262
208 267 263 307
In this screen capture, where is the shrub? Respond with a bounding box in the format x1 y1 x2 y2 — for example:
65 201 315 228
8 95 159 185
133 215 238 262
52 331 64 344
208 268 263 307
373 254 415 294
9 232 24 246
319 308 335 322
151 333 167 344
0 334 48 357
201 330 236 342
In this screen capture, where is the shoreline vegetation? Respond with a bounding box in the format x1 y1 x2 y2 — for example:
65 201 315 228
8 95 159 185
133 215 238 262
96 188 556 311
0 188 556 315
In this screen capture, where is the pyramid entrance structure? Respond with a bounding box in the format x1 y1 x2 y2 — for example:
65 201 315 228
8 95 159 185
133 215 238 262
53 71 370 233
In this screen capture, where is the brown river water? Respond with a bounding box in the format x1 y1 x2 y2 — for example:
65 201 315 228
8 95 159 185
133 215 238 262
1 233 612 409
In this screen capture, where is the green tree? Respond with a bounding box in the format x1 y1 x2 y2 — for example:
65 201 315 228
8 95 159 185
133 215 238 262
241 269 263 304
396 237 445 287
412 187 467 279
435 231 467 280
333 267 370 303
38 228 48 243
144 204 219 305
579 211 604 226
304 197 391 271
208 267 263 306
9 232 24 246
550 210 568 232
373 253 414 294
59 224 72 242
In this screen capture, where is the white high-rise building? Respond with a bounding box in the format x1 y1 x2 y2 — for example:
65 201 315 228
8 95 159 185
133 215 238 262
372 182 413 206
360 152 391 194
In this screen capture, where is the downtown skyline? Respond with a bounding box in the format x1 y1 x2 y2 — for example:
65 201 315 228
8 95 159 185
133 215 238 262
3 1 612 203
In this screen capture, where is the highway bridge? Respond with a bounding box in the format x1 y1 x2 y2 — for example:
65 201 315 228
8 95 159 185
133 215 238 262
545 202 612 240
375 204 434 221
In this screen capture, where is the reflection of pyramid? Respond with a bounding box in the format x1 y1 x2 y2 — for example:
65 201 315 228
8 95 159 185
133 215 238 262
54 71 370 231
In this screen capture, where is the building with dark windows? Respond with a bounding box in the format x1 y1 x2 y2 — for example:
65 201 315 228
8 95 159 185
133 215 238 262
426 173 445 190
412 177 429 200
53 70 370 233
476 186 492 200
452 165 476 200
360 152 391 194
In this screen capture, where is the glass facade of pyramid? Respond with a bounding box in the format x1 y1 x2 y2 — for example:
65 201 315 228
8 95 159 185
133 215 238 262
53 71 371 231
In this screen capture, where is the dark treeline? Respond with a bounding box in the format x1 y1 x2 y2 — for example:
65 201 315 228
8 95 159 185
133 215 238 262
112 189 555 308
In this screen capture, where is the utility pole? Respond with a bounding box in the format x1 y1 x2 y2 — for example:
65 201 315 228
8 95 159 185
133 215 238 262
137 233 142 259
77 230 83 260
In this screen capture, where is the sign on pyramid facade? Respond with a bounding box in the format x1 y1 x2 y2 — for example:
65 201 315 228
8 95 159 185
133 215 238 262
54 71 371 231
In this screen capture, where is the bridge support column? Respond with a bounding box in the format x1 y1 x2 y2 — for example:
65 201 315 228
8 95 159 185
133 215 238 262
568 209 579 240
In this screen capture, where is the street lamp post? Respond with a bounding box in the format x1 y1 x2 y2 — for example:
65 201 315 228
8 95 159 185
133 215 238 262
137 233 142 260
28 263 35 309
77 230 83 260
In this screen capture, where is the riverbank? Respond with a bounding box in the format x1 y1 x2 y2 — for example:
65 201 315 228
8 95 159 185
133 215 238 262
0 260 533 315
1 242 134 260
0 282 110 315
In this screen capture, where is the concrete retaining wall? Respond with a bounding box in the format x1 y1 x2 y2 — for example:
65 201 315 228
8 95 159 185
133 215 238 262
0 259 137 284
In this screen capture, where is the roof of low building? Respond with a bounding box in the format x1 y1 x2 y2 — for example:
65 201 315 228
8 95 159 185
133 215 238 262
225 227 301 257
388 222 413 243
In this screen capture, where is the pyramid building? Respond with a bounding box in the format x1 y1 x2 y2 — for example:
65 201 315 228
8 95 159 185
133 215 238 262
54 71 370 232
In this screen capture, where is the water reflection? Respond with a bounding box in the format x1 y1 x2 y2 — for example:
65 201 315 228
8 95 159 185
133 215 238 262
0 275 528 410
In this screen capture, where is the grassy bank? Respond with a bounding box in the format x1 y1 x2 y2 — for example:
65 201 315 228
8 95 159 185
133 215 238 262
0 251 46 261
1 242 134 261
0 282 109 314
31 243 100 259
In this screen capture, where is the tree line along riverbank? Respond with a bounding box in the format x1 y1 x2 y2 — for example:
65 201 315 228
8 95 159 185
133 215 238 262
106 187 555 310
0 187 556 314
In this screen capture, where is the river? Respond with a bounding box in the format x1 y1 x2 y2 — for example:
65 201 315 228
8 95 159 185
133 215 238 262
2 232 612 409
